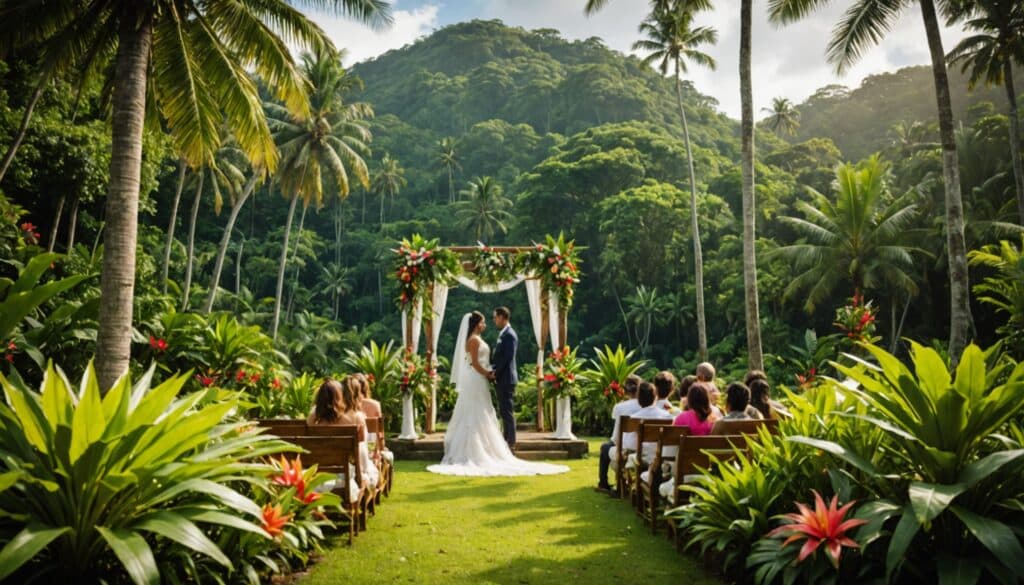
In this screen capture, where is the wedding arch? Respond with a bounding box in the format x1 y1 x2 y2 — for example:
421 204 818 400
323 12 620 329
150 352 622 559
391 234 582 440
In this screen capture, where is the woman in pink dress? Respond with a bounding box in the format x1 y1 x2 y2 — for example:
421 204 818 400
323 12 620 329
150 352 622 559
673 382 718 435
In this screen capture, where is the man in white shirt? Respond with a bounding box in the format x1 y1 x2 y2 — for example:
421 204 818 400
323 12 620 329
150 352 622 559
653 371 681 415
596 375 642 494
630 382 675 466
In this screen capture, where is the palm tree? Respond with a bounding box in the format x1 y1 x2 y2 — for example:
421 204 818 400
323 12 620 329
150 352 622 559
740 0 763 371
160 160 187 293
0 0 391 390
762 97 801 136
0 73 48 184
319 262 354 319
268 49 373 340
372 153 407 226
774 155 923 312
633 0 716 361
947 0 1024 224
768 0 972 364
887 120 939 157
454 176 513 242
438 136 461 203
625 285 673 356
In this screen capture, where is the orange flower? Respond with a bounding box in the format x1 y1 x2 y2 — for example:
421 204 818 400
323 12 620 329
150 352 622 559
768 491 866 568
272 455 304 489
261 504 292 538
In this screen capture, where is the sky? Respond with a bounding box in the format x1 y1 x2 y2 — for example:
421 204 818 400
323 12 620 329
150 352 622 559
309 0 970 120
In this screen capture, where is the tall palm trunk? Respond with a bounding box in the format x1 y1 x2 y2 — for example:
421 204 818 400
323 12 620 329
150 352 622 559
161 160 187 293
95 16 152 391
920 0 971 364
47 195 65 253
65 196 79 249
0 75 47 184
285 203 308 322
272 194 299 340
448 166 455 203
740 0 764 371
1004 61 1024 224
203 174 258 313
235 236 244 297
181 171 204 310
675 62 708 361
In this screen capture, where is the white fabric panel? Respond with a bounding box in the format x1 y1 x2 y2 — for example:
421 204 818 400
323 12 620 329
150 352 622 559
454 274 526 293
525 279 545 368
399 393 418 439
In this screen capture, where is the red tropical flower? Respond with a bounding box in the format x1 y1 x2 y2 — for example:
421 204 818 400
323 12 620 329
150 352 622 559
260 504 292 538
272 455 304 489
20 222 36 232
4 354 12 363
148 336 168 352
195 373 216 387
270 377 282 390
768 490 867 568
7 341 15 351
249 372 261 383
236 370 247 382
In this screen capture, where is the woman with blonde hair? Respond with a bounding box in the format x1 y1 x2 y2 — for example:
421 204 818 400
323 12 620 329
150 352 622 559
309 378 379 492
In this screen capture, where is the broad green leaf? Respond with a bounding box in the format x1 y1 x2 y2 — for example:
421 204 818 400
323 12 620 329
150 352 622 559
0 524 70 581
128 373 188 428
886 503 920 578
950 506 1024 577
908 482 965 526
149 478 262 517
181 509 268 537
1 374 51 453
69 364 106 462
953 344 986 403
909 341 952 402
96 526 159 585
9 253 61 294
936 554 982 585
40 362 75 427
0 471 23 495
787 436 878 476
0 275 87 341
959 449 1024 488
134 511 232 568
854 499 902 547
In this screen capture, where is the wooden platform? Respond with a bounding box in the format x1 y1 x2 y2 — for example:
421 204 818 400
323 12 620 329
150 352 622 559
389 431 589 461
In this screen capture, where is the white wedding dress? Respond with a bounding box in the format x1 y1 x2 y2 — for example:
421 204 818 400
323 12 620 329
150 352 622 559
428 330 568 477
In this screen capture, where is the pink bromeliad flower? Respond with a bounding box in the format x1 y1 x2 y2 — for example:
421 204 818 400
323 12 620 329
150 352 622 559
768 490 867 568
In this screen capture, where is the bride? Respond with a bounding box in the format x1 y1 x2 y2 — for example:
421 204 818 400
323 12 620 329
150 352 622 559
427 311 568 477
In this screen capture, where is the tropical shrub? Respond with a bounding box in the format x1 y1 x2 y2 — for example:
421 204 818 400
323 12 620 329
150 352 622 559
969 238 1024 356
793 342 1024 584
1 253 89 361
540 346 582 400
575 344 646 435
0 362 331 584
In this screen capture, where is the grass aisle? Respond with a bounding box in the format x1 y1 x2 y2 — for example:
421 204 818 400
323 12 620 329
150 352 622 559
301 439 721 585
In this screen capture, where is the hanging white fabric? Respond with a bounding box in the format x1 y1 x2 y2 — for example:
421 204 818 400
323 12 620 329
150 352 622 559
429 285 449 430
400 298 424 354
399 393 418 440
454 274 526 293
524 279 545 369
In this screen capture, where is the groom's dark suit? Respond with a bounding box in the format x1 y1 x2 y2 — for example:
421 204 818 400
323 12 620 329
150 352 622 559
492 325 519 448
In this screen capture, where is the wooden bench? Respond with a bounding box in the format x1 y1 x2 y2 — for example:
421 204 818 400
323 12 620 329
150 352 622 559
282 427 366 544
612 415 639 499
365 416 393 497
630 419 674 511
637 425 690 533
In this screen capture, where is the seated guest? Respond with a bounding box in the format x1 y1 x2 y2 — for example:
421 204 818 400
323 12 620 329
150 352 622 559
630 381 675 467
597 374 642 493
748 378 773 419
309 378 379 495
695 363 724 417
673 382 717 436
654 371 681 414
710 382 756 434
355 373 393 464
676 374 697 409
744 371 789 418
696 362 716 383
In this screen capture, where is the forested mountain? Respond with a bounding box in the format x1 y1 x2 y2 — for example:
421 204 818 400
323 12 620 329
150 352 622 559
3 19 1021 385
791 64 1023 161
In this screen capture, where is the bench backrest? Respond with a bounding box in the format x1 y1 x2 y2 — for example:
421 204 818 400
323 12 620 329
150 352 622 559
257 419 308 437
651 425 690 470
713 418 779 437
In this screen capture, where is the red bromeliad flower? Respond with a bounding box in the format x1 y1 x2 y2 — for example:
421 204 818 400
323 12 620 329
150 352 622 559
148 336 168 352
272 455 304 489
261 504 292 538
768 491 867 568
195 373 216 387
236 370 247 382
270 377 282 390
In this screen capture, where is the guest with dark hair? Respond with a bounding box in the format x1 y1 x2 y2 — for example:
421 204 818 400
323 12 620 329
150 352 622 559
629 380 674 470
653 371 681 414
710 382 756 434
309 377 379 493
748 378 772 419
597 374 643 494
744 369 767 386
672 382 718 435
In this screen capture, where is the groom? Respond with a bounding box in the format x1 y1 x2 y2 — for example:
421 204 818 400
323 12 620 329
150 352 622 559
490 306 518 449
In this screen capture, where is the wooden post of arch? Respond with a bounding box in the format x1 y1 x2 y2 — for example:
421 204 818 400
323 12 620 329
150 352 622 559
423 283 435 434
538 287 549 433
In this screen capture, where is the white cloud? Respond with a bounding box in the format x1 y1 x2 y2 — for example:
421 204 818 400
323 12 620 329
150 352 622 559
309 3 440 66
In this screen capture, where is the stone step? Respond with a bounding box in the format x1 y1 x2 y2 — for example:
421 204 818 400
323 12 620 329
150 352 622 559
514 450 569 461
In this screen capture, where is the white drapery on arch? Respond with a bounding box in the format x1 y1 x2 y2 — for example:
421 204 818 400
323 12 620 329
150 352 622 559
399 273 575 440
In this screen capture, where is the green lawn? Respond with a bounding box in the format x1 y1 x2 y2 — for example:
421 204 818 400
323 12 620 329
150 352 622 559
300 439 722 585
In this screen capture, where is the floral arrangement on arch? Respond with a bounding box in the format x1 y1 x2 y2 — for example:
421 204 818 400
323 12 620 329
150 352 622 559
392 234 461 309
516 233 582 311
833 293 880 344
398 353 437 395
541 346 583 400
469 242 517 286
